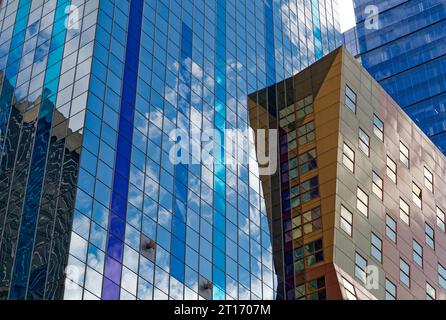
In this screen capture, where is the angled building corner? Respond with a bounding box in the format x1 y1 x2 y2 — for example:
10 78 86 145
249 46 446 300
248 47 345 300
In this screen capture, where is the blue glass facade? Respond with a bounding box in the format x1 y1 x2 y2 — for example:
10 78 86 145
354 0 446 151
0 0 341 300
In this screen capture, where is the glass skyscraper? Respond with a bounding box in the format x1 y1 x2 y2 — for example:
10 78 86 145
353 0 446 151
0 0 341 300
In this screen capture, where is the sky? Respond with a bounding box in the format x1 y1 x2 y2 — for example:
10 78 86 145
338 0 356 33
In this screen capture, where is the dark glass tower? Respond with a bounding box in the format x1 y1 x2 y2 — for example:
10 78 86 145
353 0 446 151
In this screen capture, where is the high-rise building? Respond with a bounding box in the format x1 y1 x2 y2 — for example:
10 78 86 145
0 0 341 300
351 0 446 152
342 26 360 59
248 47 446 300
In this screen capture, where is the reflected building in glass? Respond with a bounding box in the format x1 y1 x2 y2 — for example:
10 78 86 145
249 47 446 300
351 0 446 152
0 0 341 299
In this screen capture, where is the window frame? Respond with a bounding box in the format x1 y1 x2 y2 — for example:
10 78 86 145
279 104 296 127
372 171 383 200
356 187 369 217
426 282 436 300
439 264 446 290
412 239 423 268
290 176 320 208
436 206 445 232
288 148 318 179
425 223 435 250
399 141 410 167
291 206 322 240
296 121 316 147
371 233 382 263
355 252 367 284
295 276 326 300
399 258 410 288
342 277 357 300
373 114 384 141
296 95 314 119
386 214 397 243
342 142 355 173
345 85 357 113
293 238 324 272
424 167 433 193
399 198 410 226
340 205 353 237
358 128 370 157
412 182 422 208
298 148 318 175
386 156 397 184
385 278 397 300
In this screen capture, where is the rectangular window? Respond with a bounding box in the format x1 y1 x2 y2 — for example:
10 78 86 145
399 141 410 167
342 143 355 172
436 206 445 232
426 283 436 300
355 253 367 284
385 279 397 300
358 128 370 156
340 205 353 236
386 214 397 243
287 131 297 150
296 121 316 146
279 104 295 127
305 277 326 300
287 122 316 150
288 149 318 179
296 95 314 119
373 114 384 141
386 156 397 183
294 282 305 300
400 258 410 287
290 176 319 208
298 148 317 175
372 171 383 200
345 85 357 113
412 239 423 268
424 167 433 193
288 158 299 180
295 276 326 300
357 187 369 217
412 182 422 208
425 223 435 249
342 277 357 300
292 206 322 240
399 198 410 225
371 233 382 263
439 264 446 290
293 238 324 272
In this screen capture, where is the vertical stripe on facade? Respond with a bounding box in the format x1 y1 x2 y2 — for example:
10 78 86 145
9 0 70 300
311 0 323 60
0 1 32 298
212 0 227 300
265 0 276 87
169 22 192 284
102 0 143 300
279 126 293 300
0 0 31 153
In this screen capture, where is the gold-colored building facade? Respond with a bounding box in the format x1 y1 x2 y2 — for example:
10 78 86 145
249 48 446 300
